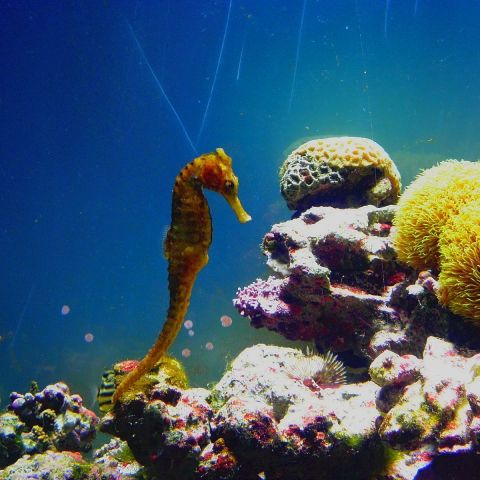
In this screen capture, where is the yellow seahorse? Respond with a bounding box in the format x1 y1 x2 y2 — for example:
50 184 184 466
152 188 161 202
112 148 251 403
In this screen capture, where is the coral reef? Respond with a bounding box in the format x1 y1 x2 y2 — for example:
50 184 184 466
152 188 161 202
0 383 98 469
371 336 480 479
0 441 145 480
89 439 145 479
100 344 386 480
233 204 450 359
100 340 480 479
96 340 480 479
101 384 212 479
4 340 480 479
4 152 479 480
279 136 401 211
392 159 480 271
0 451 90 480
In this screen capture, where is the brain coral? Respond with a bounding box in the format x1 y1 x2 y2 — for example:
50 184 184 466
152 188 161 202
279 136 401 211
392 160 480 270
437 202 480 321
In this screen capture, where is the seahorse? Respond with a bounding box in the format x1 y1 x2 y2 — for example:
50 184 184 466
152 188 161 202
112 148 251 403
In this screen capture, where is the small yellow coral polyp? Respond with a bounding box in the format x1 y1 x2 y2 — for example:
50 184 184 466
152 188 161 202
392 160 480 271
438 202 480 321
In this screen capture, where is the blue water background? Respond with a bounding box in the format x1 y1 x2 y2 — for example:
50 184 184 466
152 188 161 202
1 0 479 408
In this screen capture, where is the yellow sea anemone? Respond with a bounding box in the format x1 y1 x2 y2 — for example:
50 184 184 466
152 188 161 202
392 160 480 270
437 202 480 321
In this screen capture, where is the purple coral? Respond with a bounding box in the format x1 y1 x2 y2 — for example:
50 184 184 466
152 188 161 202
234 205 453 359
1 382 98 469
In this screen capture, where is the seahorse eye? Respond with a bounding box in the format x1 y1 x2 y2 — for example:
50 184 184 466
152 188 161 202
224 180 235 192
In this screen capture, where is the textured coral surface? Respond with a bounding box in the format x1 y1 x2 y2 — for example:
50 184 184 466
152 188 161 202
0 451 90 480
392 159 480 271
234 205 450 359
279 137 401 211
437 201 480 322
3 339 480 479
0 383 98 469
100 344 386 480
95 340 480 480
372 336 480 479
0 442 145 480
392 159 480 321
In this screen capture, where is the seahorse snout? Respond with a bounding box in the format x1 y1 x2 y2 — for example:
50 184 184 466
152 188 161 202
224 193 252 223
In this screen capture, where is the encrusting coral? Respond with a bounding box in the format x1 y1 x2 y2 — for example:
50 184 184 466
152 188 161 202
97 356 188 413
0 451 91 480
112 148 251 403
437 202 480 321
371 336 480 479
279 136 401 211
99 339 480 480
100 344 387 480
0 383 98 469
0 440 146 479
233 204 451 359
392 159 480 271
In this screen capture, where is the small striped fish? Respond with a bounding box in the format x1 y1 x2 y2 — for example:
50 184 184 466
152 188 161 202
96 368 116 413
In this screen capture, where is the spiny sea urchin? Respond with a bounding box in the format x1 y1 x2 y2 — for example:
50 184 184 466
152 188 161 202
286 348 347 389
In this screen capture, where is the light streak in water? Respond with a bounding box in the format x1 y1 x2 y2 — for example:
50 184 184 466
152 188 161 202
10 284 35 349
236 41 245 81
384 0 391 39
288 0 307 112
126 21 197 155
196 0 233 143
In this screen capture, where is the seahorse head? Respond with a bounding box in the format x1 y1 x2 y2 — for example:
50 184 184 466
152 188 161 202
198 148 251 223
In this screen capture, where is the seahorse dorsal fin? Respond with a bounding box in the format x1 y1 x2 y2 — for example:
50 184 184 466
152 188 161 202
162 225 170 259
